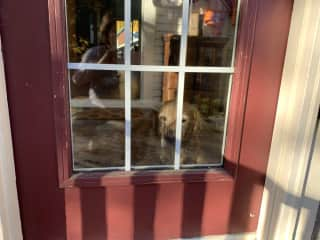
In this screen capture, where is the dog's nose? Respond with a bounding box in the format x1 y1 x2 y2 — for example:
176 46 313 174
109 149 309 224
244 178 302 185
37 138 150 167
165 127 176 139
164 134 175 144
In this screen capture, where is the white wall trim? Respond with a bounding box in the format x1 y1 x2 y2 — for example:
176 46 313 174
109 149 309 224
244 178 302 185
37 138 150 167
0 36 23 239
295 118 320 239
173 232 256 240
257 0 320 239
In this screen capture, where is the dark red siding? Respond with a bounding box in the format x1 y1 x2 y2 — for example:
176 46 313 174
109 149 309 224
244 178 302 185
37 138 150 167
0 1 67 239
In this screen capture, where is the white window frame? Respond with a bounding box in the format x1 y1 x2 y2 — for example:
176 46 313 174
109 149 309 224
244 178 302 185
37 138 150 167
68 0 241 172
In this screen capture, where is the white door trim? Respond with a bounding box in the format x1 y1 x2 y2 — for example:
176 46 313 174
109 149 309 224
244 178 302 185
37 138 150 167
295 118 320 239
0 36 23 240
257 0 320 239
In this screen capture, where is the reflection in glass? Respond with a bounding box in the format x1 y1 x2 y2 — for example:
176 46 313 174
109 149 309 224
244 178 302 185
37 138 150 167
70 70 126 169
131 0 182 65
65 0 236 170
70 70 229 169
161 0 237 67
66 0 237 67
131 72 177 166
129 0 237 66
186 0 237 66
66 0 127 64
130 72 229 167
180 73 230 165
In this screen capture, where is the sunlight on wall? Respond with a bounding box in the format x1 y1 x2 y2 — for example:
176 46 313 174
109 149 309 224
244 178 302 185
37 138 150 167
0 37 23 240
0 215 4 240
0 201 4 240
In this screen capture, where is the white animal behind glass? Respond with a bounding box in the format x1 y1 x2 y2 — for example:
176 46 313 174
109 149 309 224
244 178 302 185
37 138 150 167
158 100 202 164
158 100 225 165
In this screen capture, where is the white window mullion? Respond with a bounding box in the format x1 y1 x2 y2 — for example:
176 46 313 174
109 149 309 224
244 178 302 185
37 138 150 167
178 0 190 67
67 63 235 74
124 0 132 171
231 0 241 66
174 0 191 170
174 72 185 170
124 70 131 171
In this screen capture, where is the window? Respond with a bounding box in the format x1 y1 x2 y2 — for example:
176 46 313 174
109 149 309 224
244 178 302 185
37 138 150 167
66 0 239 171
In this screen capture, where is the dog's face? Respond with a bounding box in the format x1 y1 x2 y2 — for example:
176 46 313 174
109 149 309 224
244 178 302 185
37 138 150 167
158 100 201 143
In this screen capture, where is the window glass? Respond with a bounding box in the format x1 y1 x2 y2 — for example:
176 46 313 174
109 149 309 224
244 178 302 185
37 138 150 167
131 72 178 167
65 0 239 171
131 0 237 66
70 70 125 170
66 0 126 64
186 0 237 66
66 0 237 66
131 0 182 65
181 73 230 166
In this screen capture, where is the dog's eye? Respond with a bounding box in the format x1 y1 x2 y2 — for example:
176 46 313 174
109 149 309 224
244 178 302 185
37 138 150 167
182 118 187 123
159 116 166 122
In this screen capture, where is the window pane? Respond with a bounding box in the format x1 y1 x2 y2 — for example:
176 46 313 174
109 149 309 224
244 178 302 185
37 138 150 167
65 0 236 171
70 70 230 169
70 70 127 170
180 73 230 165
131 71 178 167
131 0 182 65
131 71 229 167
66 0 125 64
186 0 238 66
130 0 238 67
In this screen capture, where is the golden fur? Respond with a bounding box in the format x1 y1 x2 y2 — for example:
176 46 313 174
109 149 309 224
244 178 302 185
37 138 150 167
158 100 202 142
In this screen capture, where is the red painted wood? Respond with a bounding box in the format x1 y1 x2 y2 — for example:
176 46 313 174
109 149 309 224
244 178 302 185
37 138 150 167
64 169 232 187
224 0 259 175
106 186 134 239
48 0 72 185
64 181 234 239
0 0 293 239
228 0 294 233
0 0 67 239
65 188 82 240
